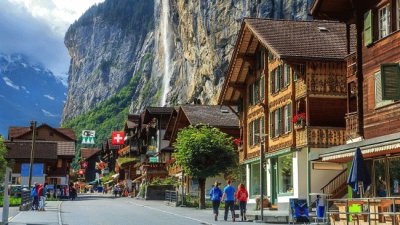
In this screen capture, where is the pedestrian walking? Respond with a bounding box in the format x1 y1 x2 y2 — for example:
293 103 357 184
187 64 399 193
30 183 39 210
222 180 236 222
113 185 119 197
39 183 48 211
209 181 223 221
236 183 248 221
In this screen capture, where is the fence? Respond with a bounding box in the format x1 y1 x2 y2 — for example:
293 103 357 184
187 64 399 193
165 190 178 204
19 189 32 211
327 197 400 225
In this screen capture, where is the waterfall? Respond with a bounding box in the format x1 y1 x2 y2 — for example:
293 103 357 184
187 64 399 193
160 0 170 106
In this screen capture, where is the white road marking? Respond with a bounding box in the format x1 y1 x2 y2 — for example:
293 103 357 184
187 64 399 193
129 202 216 225
8 211 21 222
58 201 63 225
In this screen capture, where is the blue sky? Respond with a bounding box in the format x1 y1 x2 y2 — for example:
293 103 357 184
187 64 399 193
0 0 104 81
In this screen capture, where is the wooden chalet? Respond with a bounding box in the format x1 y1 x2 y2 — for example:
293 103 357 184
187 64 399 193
100 139 120 179
218 18 353 206
311 0 400 200
80 148 100 183
163 105 240 195
5 124 76 186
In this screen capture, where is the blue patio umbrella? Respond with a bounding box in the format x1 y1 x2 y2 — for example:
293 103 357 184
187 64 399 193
347 148 371 194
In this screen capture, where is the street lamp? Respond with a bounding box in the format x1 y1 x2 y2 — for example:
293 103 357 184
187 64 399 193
255 133 268 222
28 121 37 188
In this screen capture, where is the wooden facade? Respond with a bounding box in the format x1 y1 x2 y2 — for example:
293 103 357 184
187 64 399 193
220 27 348 163
5 124 76 186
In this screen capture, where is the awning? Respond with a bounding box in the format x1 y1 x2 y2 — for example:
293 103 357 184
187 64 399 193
321 142 400 162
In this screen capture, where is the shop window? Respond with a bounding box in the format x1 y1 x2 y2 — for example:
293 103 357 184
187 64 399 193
373 159 388 197
389 158 400 196
250 163 267 198
379 4 391 39
278 154 293 194
375 70 395 108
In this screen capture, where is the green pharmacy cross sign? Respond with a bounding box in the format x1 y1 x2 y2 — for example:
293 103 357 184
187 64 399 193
82 130 96 145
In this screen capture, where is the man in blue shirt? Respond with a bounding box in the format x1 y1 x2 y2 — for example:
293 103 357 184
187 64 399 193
222 180 236 221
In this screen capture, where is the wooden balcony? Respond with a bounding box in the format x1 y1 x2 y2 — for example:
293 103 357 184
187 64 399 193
345 112 359 140
307 74 346 96
295 126 346 148
295 79 307 100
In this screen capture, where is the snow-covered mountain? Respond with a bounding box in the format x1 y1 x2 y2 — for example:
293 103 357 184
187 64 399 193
0 53 66 137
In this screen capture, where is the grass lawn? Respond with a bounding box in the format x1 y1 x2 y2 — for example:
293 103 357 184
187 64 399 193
0 196 21 207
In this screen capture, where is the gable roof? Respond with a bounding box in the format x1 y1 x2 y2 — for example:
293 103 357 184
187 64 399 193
146 107 174 115
81 148 100 160
5 141 58 159
8 124 76 141
181 105 239 128
245 18 353 61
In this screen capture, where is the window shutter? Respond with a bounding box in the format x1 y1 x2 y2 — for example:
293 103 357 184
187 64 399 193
260 48 265 71
284 64 290 86
364 10 373 46
277 108 282 136
277 67 281 91
260 76 265 100
270 112 274 138
375 71 383 106
248 85 251 106
248 122 252 146
260 116 264 137
381 63 400 100
288 103 292 132
255 80 259 103
271 70 275 93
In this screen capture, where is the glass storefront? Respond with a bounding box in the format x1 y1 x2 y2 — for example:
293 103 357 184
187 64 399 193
250 162 267 198
278 154 293 194
371 156 400 197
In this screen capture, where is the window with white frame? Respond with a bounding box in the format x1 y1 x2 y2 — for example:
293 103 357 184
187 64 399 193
379 5 391 39
284 64 290 87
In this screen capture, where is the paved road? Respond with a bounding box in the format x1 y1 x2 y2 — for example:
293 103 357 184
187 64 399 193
61 194 254 225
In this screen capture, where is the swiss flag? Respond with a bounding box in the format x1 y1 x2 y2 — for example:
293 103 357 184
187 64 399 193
112 131 125 145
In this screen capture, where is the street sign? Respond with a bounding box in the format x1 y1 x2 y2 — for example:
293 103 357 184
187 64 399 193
149 157 158 163
112 131 125 145
82 130 96 144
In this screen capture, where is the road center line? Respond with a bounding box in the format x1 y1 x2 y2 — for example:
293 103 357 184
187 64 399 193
129 202 215 225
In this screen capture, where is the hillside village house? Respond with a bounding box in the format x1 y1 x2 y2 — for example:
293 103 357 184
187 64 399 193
311 0 400 200
163 105 240 195
219 18 353 208
80 148 101 183
5 124 76 186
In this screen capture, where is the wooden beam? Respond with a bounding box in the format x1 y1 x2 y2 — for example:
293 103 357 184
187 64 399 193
228 82 246 90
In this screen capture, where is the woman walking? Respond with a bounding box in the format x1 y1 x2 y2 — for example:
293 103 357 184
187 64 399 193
209 181 223 221
236 183 249 221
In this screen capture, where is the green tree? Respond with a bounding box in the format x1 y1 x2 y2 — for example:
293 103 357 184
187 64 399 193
173 125 237 209
0 136 7 181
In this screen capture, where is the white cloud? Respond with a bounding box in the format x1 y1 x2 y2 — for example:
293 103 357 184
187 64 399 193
44 94 55 100
2 76 20 90
0 0 103 80
41 109 58 117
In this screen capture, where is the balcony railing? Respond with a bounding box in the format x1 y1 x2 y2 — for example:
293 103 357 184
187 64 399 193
345 112 359 140
295 126 346 148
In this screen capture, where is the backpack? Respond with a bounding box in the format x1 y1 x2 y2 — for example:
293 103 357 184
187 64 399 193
30 188 37 197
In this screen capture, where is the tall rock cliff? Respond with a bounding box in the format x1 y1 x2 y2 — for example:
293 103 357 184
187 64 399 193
62 0 312 135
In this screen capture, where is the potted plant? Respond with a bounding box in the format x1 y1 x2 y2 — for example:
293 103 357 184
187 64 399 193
292 113 306 129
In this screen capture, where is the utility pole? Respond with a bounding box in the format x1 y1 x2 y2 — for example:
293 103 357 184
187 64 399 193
28 121 36 188
2 167 11 225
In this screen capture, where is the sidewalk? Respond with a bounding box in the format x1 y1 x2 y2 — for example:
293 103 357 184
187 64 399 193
6 201 61 225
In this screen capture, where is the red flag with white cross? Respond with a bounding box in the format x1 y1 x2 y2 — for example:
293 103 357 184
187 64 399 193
112 131 125 145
